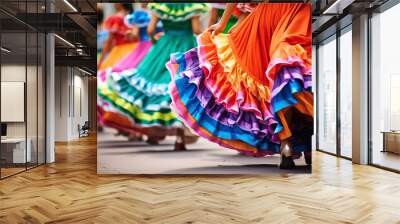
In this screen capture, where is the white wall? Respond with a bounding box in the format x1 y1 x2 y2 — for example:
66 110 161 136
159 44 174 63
72 73 89 138
55 66 69 141
54 67 89 141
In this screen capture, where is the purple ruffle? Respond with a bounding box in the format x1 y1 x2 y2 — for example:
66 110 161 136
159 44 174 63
172 49 279 141
272 66 312 98
171 48 312 142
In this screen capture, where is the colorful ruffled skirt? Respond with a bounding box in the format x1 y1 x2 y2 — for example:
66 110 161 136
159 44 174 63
97 100 138 136
98 29 198 136
98 40 153 132
98 42 138 71
167 3 313 156
98 40 152 88
111 41 152 73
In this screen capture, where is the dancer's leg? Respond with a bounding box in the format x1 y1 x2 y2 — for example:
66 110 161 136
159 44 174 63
174 128 187 151
279 108 313 168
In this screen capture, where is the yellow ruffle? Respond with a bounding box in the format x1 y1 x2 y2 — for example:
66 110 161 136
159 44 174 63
213 34 271 101
198 32 273 120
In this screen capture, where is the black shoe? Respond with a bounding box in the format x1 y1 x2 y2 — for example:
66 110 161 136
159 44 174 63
174 142 187 151
146 137 159 145
279 155 295 169
304 152 312 165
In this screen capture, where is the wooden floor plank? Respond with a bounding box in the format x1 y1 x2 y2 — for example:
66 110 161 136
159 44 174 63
0 135 399 223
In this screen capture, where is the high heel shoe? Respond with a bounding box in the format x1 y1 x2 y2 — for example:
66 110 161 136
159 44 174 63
174 142 187 151
279 140 295 169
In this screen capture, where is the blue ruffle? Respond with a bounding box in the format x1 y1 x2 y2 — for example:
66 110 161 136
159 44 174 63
272 80 305 134
175 70 280 153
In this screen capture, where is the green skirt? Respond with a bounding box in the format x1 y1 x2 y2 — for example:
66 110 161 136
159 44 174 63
101 29 197 128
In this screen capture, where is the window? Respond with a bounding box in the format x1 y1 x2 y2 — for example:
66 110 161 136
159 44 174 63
317 36 337 154
370 3 400 171
339 28 352 158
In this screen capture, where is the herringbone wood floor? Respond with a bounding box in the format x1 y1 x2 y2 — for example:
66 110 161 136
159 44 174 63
1 135 400 224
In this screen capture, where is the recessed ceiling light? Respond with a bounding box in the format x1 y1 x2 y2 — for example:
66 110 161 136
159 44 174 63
78 67 93 76
63 0 78 12
323 0 354 15
54 34 75 48
1 47 11 53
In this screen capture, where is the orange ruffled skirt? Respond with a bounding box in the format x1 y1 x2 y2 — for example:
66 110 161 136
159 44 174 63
167 3 313 155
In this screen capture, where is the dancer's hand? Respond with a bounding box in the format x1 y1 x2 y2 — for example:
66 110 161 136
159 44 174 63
228 23 237 34
209 3 237 35
209 22 225 35
126 30 139 42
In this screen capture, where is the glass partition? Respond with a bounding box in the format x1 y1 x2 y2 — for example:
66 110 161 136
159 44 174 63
0 24 28 178
27 30 38 169
0 0 46 179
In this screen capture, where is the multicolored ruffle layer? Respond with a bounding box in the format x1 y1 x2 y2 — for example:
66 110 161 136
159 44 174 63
98 10 157 134
168 51 280 155
98 72 181 129
148 3 208 21
168 6 313 155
